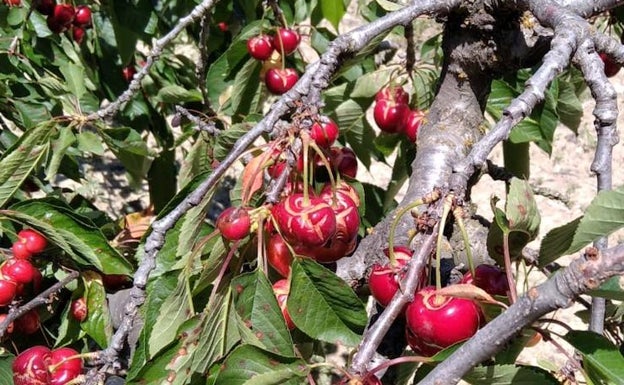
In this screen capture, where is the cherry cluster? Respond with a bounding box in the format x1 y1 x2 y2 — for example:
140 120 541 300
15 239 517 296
369 248 509 357
247 28 301 94
13 345 83 385
34 0 93 44
373 85 425 142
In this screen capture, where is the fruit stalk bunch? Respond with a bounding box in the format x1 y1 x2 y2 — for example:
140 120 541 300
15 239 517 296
247 28 301 94
34 0 93 44
373 85 425 142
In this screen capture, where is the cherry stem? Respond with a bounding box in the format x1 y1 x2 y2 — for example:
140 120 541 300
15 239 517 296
368 354 433 376
387 199 424 267
301 134 311 205
47 352 96 372
502 233 518 303
453 207 475 277
257 216 266 275
435 194 453 291
209 239 240 302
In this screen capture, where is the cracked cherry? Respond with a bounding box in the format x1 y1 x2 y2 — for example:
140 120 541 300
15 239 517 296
330 147 358 178
273 279 295 330
271 193 336 247
247 35 274 61
49 347 82 385
267 233 293 278
265 68 299 94
16 229 47 255
272 28 300 56
216 207 251 241
375 85 409 105
12 346 51 385
71 297 88 322
320 185 360 242
1 259 36 285
403 109 425 142
368 246 413 307
405 286 483 356
310 117 339 148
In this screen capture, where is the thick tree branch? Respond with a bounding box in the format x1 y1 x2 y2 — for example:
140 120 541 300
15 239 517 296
418 244 624 384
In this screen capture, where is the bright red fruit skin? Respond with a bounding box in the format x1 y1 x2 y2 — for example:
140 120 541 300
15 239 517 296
71 297 88 322
2 259 36 284
472 264 509 296
267 233 293 278
11 241 32 260
73 5 91 26
49 347 82 383
272 28 300 55
0 279 16 306
600 53 621 78
375 85 409 105
16 310 40 334
265 68 299 94
322 180 360 207
320 187 360 242
368 247 413 307
310 118 339 148
122 66 136 83
72 27 85 44
12 346 51 385
296 236 356 264
247 35 274 60
403 109 425 142
216 207 251 241
217 22 228 32
405 286 483 356
3 0 21 6
35 0 56 15
53 4 75 26
272 194 336 247
374 99 409 134
330 147 358 178
273 279 295 330
17 229 47 255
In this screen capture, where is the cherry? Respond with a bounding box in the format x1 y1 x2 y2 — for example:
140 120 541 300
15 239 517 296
267 233 293 278
72 26 85 44
16 309 40 334
330 147 358 178
323 180 361 207
600 52 621 78
405 286 483 356
2 259 36 284
403 109 425 142
73 5 91 27
216 207 251 241
265 68 299 94
375 85 409 105
102 274 131 291
310 117 340 148
374 99 409 134
0 313 14 334
71 297 88 322
49 347 82 385
272 28 300 56
320 186 360 242
11 241 32 260
52 4 75 27
247 35 274 61
122 65 136 83
3 0 21 6
296 236 356 264
16 229 47 255
271 193 337 247
35 0 56 15
12 346 51 385
0 279 17 307
217 22 228 32
272 279 295 330
47 15 66 33
368 246 413 307
472 264 509 296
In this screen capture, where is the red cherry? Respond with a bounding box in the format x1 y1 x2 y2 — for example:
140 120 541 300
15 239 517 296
102 274 131 291
49 347 82 384
310 118 340 148
72 27 85 44
46 14 65 33
368 247 413 307
296 236 356 264
71 297 88 322
600 52 621 78
323 180 360 207
320 186 360 242
11 241 32 260
3 0 21 6
52 4 75 26
17 229 47 255
405 286 483 356
73 5 91 27
16 309 40 334
122 65 136 83
247 35 274 61
35 0 56 15
271 193 337 247
267 233 293 278
1 259 36 285
472 264 509 296
216 207 251 241
330 147 358 178
265 68 299 94
0 279 17 307
272 279 295 330
272 28 300 56
12 346 51 385
403 109 424 142
375 85 409 105
374 99 409 134
217 21 228 32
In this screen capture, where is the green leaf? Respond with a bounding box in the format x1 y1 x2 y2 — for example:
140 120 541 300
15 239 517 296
537 217 582 268
213 124 248 161
76 131 105 156
320 0 346 30
98 126 151 184
463 364 559 384
556 78 583 132
231 59 262 116
288 259 367 346
375 0 403 11
59 62 86 99
215 345 308 385
148 150 177 214
45 126 76 181
5 198 134 275
350 69 393 99
231 271 295 356
564 331 624 385
588 276 624 301
0 122 51 208
0 351 15 385
154 85 203 103
82 271 114 348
